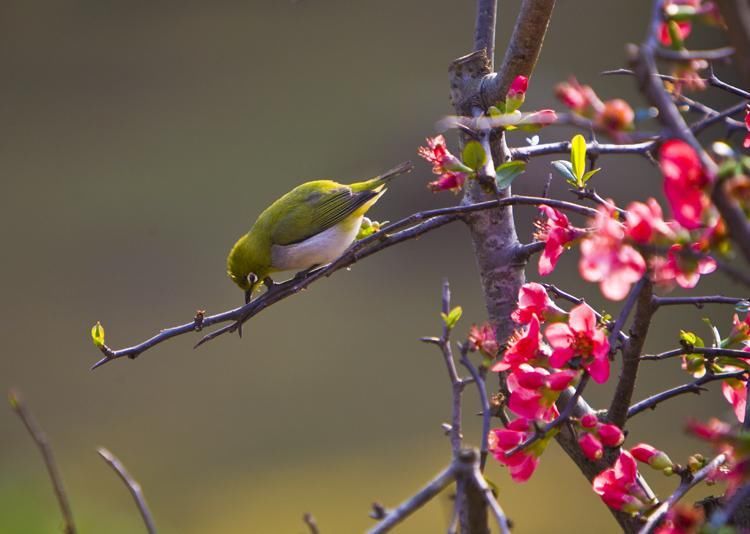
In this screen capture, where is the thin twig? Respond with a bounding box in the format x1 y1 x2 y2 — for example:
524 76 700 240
652 295 748 308
97 447 157 534
8 389 76 534
458 343 491 471
366 464 456 534
640 346 750 361
627 370 746 419
638 453 727 534
510 139 655 159
470 463 510 534
303 513 320 534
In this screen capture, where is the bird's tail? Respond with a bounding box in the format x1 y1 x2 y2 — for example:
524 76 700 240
352 161 413 192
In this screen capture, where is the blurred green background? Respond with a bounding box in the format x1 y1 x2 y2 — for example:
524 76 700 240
1 1 745 532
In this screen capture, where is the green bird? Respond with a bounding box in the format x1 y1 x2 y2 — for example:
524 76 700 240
227 161 413 303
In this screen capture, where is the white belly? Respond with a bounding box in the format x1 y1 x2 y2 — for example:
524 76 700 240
271 217 362 271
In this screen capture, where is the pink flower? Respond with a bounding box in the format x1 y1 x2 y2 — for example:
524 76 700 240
492 315 542 372
535 206 584 275
579 433 604 461
579 203 647 300
722 378 748 423
596 99 634 133
727 313 750 346
593 451 652 513
545 304 611 383
418 135 465 174
625 198 674 244
468 323 499 359
555 78 603 116
630 443 674 470
658 20 692 46
650 243 717 290
744 105 750 149
427 171 467 193
512 282 555 324
418 135 471 193
507 75 528 98
488 418 542 482
659 140 711 230
686 418 732 441
655 504 704 534
507 364 576 420
598 424 625 447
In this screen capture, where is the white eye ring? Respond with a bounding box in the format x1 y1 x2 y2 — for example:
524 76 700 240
247 273 259 285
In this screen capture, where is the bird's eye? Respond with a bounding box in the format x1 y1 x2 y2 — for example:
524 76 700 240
247 273 259 285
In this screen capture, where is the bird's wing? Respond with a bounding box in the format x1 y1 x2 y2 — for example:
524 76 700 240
270 183 379 246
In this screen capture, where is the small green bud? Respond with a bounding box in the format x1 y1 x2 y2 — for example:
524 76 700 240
91 321 105 348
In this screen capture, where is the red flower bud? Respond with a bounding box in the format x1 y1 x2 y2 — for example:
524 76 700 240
630 443 674 470
596 99 634 132
579 433 604 461
580 413 598 429
508 75 528 97
598 424 625 447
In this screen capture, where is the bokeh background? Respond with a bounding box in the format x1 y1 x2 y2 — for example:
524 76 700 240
1 1 746 532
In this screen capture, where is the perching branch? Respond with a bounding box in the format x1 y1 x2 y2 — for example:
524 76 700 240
8 389 76 534
92 195 598 369
627 370 746 419
639 453 728 534
97 447 157 534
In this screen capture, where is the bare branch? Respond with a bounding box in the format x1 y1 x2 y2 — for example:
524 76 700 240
652 295 749 308
511 139 656 159
641 346 750 361
366 464 456 534
97 447 157 534
8 389 76 534
303 513 320 534
627 370 746 419
608 278 654 428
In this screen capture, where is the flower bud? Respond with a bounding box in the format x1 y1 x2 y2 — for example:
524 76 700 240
580 413 598 429
504 75 528 113
598 424 625 447
579 433 604 461
630 443 674 470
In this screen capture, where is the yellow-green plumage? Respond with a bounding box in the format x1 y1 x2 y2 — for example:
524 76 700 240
227 162 412 296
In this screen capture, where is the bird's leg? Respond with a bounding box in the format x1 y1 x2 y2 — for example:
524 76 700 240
263 276 275 290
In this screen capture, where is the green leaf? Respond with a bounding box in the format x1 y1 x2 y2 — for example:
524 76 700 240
441 306 463 329
551 160 577 185
581 168 601 185
91 321 105 348
462 141 486 171
666 20 685 50
571 134 587 184
495 161 526 190
679 330 704 348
